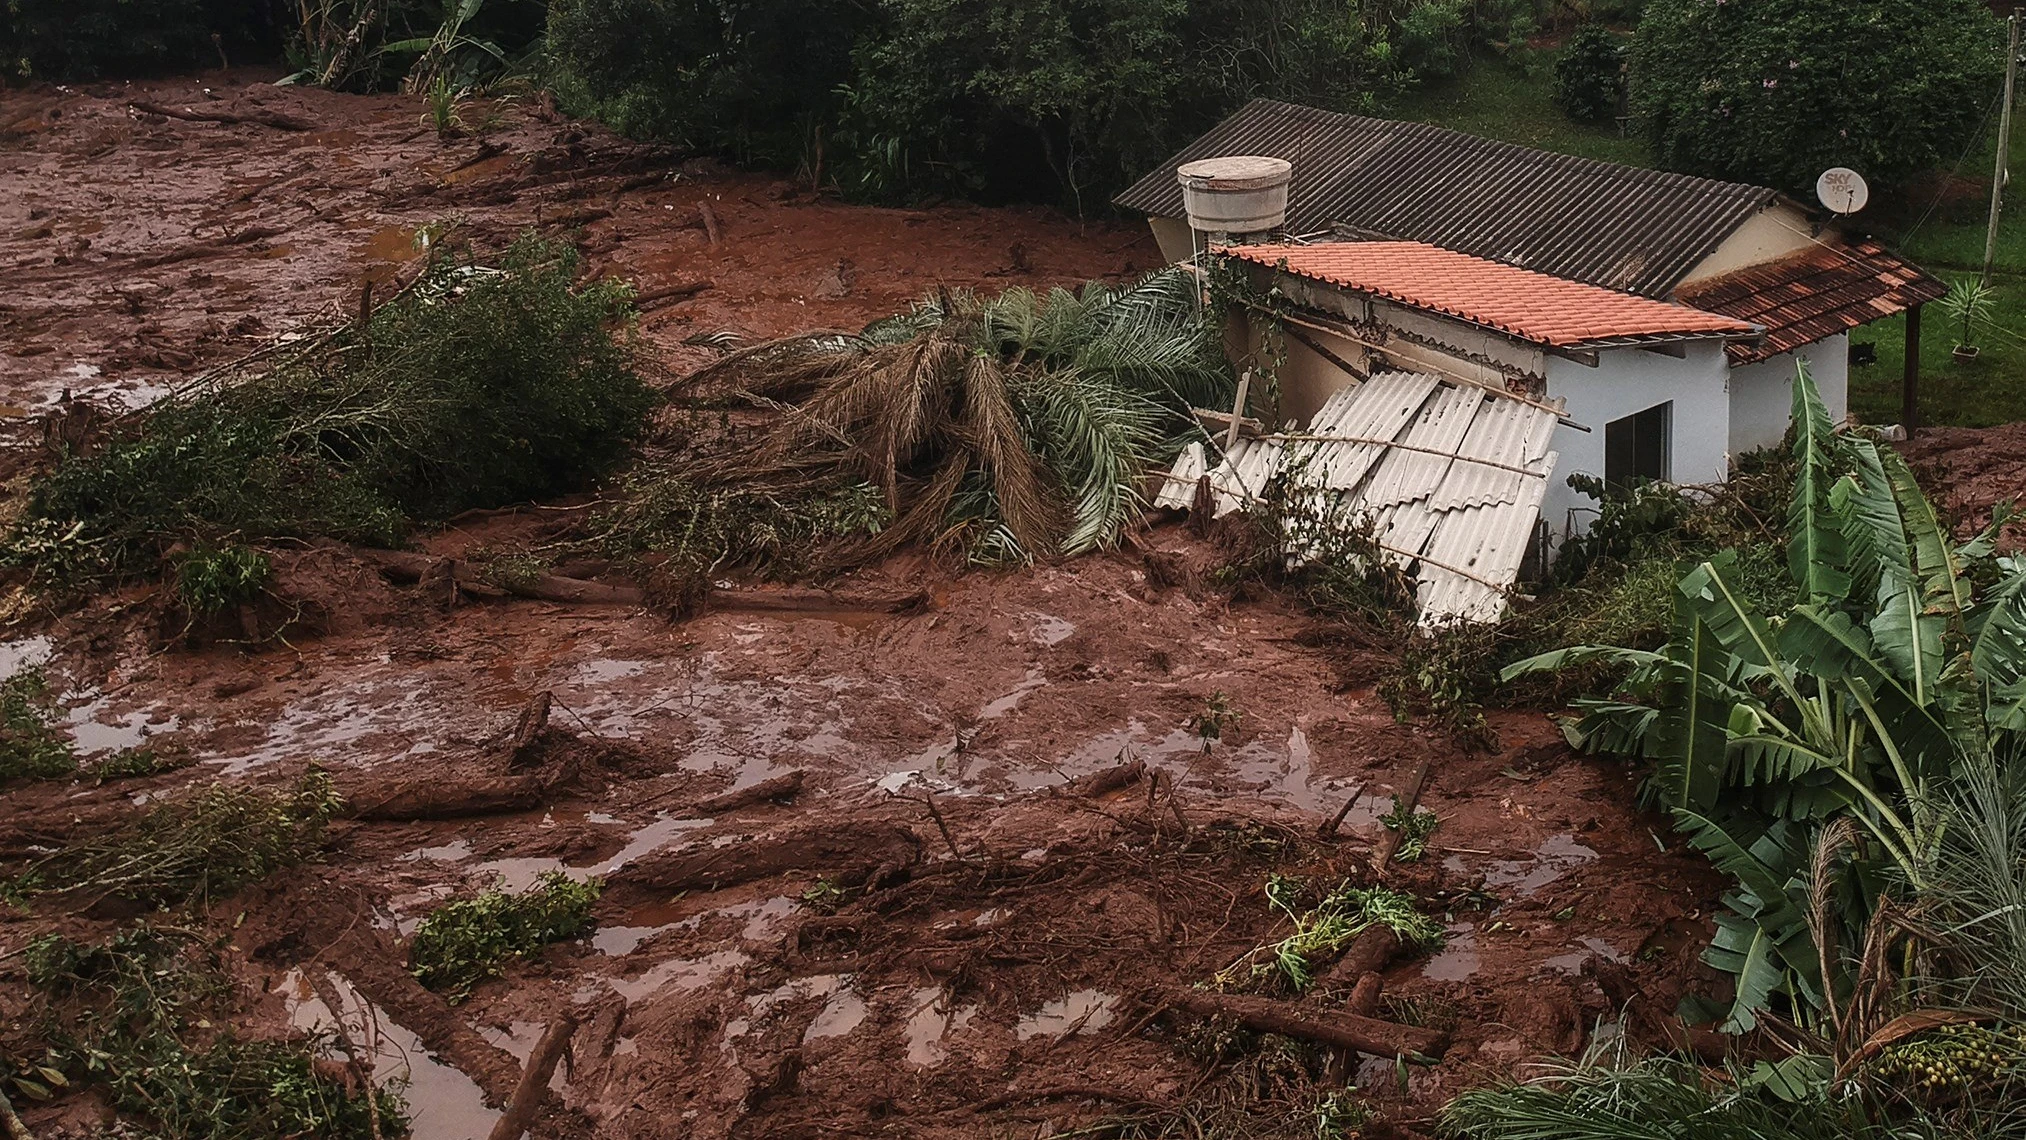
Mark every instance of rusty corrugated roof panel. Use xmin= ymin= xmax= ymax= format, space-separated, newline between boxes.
xmin=1218 ymin=241 xmax=1762 ymax=348
xmin=1674 ymin=241 xmax=1949 ymax=365
xmin=1115 ymin=99 xmax=1778 ymax=297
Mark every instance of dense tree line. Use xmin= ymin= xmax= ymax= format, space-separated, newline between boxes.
xmin=0 ymin=1 xmax=2008 ymax=207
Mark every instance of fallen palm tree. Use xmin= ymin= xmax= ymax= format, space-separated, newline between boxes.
xmin=620 ymin=269 xmax=1230 ymax=570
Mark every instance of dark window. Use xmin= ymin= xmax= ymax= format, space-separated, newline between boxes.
xmin=1604 ymin=402 xmax=1670 ymax=487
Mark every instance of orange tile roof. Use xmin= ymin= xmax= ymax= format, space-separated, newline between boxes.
xmin=1217 ymin=240 xmax=1762 ymax=349
xmin=1674 ymin=240 xmax=1946 ymax=365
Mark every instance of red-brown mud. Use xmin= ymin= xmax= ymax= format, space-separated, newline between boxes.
xmin=0 ymin=71 xmax=1933 ymax=1140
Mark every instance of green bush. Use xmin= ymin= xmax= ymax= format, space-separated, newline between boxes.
xmin=0 ymin=668 xmax=74 ymax=782
xmin=1629 ymin=0 xmax=2002 ymax=195
xmin=16 ymin=233 xmax=652 ymax=582
xmin=175 ymin=543 xmax=272 ymax=615
xmin=409 ymin=871 xmax=600 ymax=1001
xmin=1553 ymin=23 xmax=1622 ymax=122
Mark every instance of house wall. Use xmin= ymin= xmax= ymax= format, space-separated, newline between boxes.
xmin=1726 ymin=333 xmax=1849 ymax=456
xmin=1676 ymin=203 xmax=1819 ymax=288
xmin=1541 ymin=343 xmax=1733 ymax=537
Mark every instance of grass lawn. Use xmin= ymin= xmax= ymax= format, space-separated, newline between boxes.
xmin=1385 ymin=49 xmax=2026 ymax=428
xmin=1379 ymin=50 xmax=1650 ymax=168
xmin=1850 ymin=108 xmax=2026 ymax=428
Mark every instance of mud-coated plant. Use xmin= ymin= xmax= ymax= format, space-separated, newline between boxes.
xmin=0 ymin=668 xmax=76 ymax=783
xmin=15 ymin=233 xmax=652 ymax=582
xmin=409 ymin=870 xmax=601 ymax=1001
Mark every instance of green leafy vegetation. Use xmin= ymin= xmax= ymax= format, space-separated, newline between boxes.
xmin=14 ymin=925 xmax=403 ymax=1140
xmin=1551 ymin=24 xmax=1623 ymax=123
xmin=1507 ymin=364 xmax=2026 ymax=1038
xmin=0 ymin=667 xmax=75 ymax=782
xmin=409 ymin=870 xmax=601 ymax=1001
xmin=1217 ymin=876 xmax=1443 ymax=994
xmin=1190 ymin=692 xmax=1243 ymax=749
xmin=86 ymin=741 xmax=195 ymax=783
xmin=175 ymin=543 xmax=273 ymax=615
xmin=8 ymin=770 xmax=342 ymax=907
xmin=11 ymin=233 xmax=651 ymax=586
xmin=549 ymin=0 xmax=1535 ymax=203
xmin=1628 ymin=0 xmax=2001 ymax=196
xmin=1379 ymin=797 xmax=1439 ymax=863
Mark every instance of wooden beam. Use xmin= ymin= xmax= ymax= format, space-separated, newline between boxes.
xmin=1903 ymin=303 xmax=1922 ymax=435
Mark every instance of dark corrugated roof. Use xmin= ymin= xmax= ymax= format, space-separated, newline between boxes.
xmin=1114 ymin=99 xmax=1780 ymax=298
xmin=1675 ymin=241 xmax=1947 ymax=365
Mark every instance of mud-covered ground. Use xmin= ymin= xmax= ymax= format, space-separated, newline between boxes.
xmin=0 ymin=73 xmax=2008 ymax=1140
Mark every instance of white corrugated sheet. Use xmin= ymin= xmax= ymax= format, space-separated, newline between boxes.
xmin=1153 ymin=371 xmax=1559 ymax=626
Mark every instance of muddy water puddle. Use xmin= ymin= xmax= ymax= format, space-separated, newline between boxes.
xmin=1470 ymin=834 xmax=1599 ymax=899
xmin=277 ymin=968 xmax=497 ymax=1140
xmin=1420 ymin=923 xmax=1480 ymax=982
xmin=1015 ymin=989 xmax=1117 ymax=1039
xmin=406 ymin=812 xmax=712 ymax=893
xmin=904 ymin=987 xmax=980 ymax=1066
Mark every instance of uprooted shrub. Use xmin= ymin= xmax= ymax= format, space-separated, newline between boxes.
xmin=7 ymin=770 xmax=342 ymax=907
xmin=14 ymin=924 xmax=403 ymax=1139
xmin=11 ymin=233 xmax=652 ymax=587
xmin=615 ymin=268 xmax=1230 ymax=572
xmin=409 ymin=870 xmax=601 ymax=1001
xmin=0 ymin=667 xmax=76 ymax=782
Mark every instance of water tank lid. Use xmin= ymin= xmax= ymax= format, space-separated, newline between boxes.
xmin=1176 ymin=155 xmax=1292 ymax=192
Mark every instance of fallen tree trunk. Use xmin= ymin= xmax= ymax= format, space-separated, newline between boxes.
xmin=1324 ymin=926 xmax=1402 ymax=987
xmin=128 ymin=99 xmax=316 ymax=131
xmin=1060 ymin=757 xmax=1146 ymax=799
xmin=486 ymin=1015 xmax=576 ymax=1140
xmin=1161 ymin=988 xmax=1446 ymax=1059
xmin=348 ymin=775 xmax=550 ymax=821
xmin=615 ymin=820 xmax=920 ymax=894
xmin=360 ymin=549 xmax=643 ymax=606
xmin=694 ymin=769 xmax=805 ymax=814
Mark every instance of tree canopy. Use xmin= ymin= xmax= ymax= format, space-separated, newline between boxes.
xmin=1629 ymin=0 xmax=2003 ymax=195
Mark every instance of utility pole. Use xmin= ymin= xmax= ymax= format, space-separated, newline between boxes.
xmin=1983 ymin=10 xmax=2021 ymax=287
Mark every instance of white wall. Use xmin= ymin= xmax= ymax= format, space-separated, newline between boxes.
xmin=1542 ymin=343 xmax=1733 ymax=538
xmin=1726 ymin=333 xmax=1849 ymax=456
xmin=1677 ymin=202 xmax=1819 ymax=288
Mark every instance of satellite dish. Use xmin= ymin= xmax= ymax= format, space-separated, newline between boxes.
xmin=1816 ymin=167 xmax=1870 ymax=215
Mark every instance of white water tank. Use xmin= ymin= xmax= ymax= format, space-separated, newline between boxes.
xmin=1177 ymin=156 xmax=1292 ymax=237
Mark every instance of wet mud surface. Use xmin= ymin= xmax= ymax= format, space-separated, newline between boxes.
xmin=0 ymin=71 xmax=1910 ymax=1138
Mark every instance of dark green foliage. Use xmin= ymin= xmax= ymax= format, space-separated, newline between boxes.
xmin=15 ymin=234 xmax=651 ymax=584
xmin=1629 ymin=0 xmax=2003 ymax=195
xmin=0 ymin=668 xmax=75 ymax=782
xmin=1553 ymin=23 xmax=1622 ymax=122
xmin=546 ymin=0 xmax=865 ymax=171
xmin=175 ymin=543 xmax=272 ymax=615
xmin=409 ymin=870 xmax=600 ymax=1001
xmin=0 ymin=0 xmax=287 ymax=82
xmin=87 ymin=741 xmax=194 ymax=783
xmin=9 ymin=770 xmax=342 ymax=906
xmin=20 ymin=926 xmax=403 ymax=1140
xmin=550 ymin=0 xmax=1533 ymax=204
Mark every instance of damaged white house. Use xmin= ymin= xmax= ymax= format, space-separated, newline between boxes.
xmin=1121 ymin=99 xmax=1946 ymax=625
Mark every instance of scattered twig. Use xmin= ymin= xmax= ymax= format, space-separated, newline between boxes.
xmin=633 ymin=280 xmax=713 ymax=309
xmin=920 ymin=790 xmax=963 ymax=861
xmin=1319 ymin=781 xmax=1369 ymax=839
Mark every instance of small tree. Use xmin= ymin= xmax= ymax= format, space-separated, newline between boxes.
xmin=1553 ymin=23 xmax=1623 ymax=123
xmin=1629 ymin=0 xmax=2002 ymax=195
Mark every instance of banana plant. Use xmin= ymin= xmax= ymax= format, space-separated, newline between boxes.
xmin=1506 ymin=363 xmax=2024 ymax=1033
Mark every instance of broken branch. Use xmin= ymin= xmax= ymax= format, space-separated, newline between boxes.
xmin=128 ymin=99 xmax=315 ymax=131
xmin=693 ymin=769 xmax=805 ymax=814
xmin=486 ymin=1014 xmax=577 ymax=1140
xmin=1162 ymin=988 xmax=1446 ymax=1059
